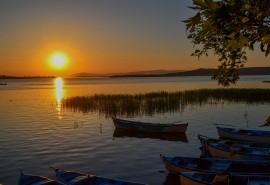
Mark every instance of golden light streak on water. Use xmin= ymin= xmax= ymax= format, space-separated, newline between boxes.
xmin=54 ymin=77 xmax=64 ymax=119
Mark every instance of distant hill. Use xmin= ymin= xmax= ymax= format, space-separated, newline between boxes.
xmin=72 ymin=70 xmax=186 ymax=77
xmin=110 ymin=67 xmax=270 ymax=77
xmin=2 ymin=67 xmax=268 ymax=79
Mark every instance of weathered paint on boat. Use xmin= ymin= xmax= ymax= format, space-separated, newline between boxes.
xmin=112 ymin=117 xmax=188 ymax=133
xmin=217 ymin=126 xmax=270 ymax=143
xmin=50 ymin=167 xmax=147 ymax=185
xmin=199 ymin=135 xmax=270 ymax=160
xmin=180 ymin=172 xmax=270 ymax=185
xmin=160 ymin=154 xmax=270 ymax=175
xmin=18 ymin=171 xmax=64 ymax=185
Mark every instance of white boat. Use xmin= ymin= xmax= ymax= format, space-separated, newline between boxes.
xmin=217 ymin=126 xmax=270 ymax=143
xmin=180 ymin=172 xmax=270 ymax=185
xmin=112 ymin=117 xmax=188 ymax=133
xmin=50 ymin=167 xmax=147 ymax=185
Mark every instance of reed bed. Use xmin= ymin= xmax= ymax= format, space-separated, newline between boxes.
xmin=61 ymin=88 xmax=270 ymax=117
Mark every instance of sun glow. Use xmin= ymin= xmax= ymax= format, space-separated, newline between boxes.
xmin=52 ymin=55 xmax=65 ymax=66
xmin=50 ymin=53 xmax=68 ymax=70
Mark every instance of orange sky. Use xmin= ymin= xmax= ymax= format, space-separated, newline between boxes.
xmin=0 ymin=1 xmax=269 ymax=77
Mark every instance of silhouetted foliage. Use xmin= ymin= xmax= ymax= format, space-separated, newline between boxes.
xmin=184 ymin=0 xmax=270 ymax=86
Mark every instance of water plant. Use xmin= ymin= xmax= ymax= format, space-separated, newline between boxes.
xmin=61 ymin=88 xmax=270 ymax=117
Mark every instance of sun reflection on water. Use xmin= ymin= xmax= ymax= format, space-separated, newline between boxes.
xmin=54 ymin=77 xmax=64 ymax=119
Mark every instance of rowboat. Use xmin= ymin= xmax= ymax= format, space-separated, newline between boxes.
xmin=112 ymin=117 xmax=188 ymax=133
xmin=198 ymin=134 xmax=270 ymax=160
xmin=50 ymin=167 xmax=147 ymax=185
xmin=199 ymin=134 xmax=270 ymax=155
xmin=217 ymin=126 xmax=270 ymax=143
xmin=18 ymin=171 xmax=64 ymax=185
xmin=180 ymin=172 xmax=270 ymax=185
xmin=160 ymin=154 xmax=270 ymax=175
xmin=113 ymin=128 xmax=188 ymax=142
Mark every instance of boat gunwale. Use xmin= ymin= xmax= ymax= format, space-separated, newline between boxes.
xmin=207 ymin=142 xmax=270 ymax=158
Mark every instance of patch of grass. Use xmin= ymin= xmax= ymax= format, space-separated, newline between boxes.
xmin=61 ymin=88 xmax=270 ymax=117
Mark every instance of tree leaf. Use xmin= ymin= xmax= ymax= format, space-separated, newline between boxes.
xmin=227 ymin=32 xmax=236 ymax=39
xmin=241 ymin=17 xmax=249 ymax=23
xmin=262 ymin=34 xmax=270 ymax=44
xmin=238 ymin=34 xmax=249 ymax=49
xmin=266 ymin=44 xmax=270 ymax=57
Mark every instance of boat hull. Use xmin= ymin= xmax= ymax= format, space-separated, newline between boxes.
xmin=207 ymin=143 xmax=270 ymax=160
xmin=180 ymin=175 xmax=209 ymax=185
xmin=18 ymin=172 xmax=64 ymax=185
xmin=180 ymin=173 xmax=213 ymax=185
xmin=112 ymin=117 xmax=188 ymax=133
xmin=160 ymin=155 xmax=270 ymax=175
xmin=199 ymin=135 xmax=270 ymax=160
xmin=180 ymin=172 xmax=270 ymax=185
xmin=51 ymin=167 xmax=147 ymax=185
xmin=217 ymin=126 xmax=270 ymax=143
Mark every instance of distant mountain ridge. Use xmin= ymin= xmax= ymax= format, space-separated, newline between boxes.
xmin=72 ymin=67 xmax=270 ymax=77
xmin=109 ymin=67 xmax=270 ymax=77
xmin=72 ymin=69 xmax=185 ymax=77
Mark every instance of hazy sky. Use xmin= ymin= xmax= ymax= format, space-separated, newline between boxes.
xmin=0 ymin=1 xmax=269 ymax=76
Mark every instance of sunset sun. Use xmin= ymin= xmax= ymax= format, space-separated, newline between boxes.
xmin=52 ymin=55 xmax=65 ymax=67
xmin=49 ymin=53 xmax=68 ymax=71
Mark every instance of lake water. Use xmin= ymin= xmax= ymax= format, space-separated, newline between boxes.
xmin=0 ymin=76 xmax=270 ymax=185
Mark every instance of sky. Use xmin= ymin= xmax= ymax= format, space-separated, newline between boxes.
xmin=0 ymin=0 xmax=269 ymax=77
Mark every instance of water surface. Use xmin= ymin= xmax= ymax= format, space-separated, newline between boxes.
xmin=0 ymin=76 xmax=269 ymax=185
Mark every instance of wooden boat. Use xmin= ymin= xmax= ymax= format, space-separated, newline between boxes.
xmin=160 ymin=154 xmax=270 ymax=175
xmin=112 ymin=117 xmax=188 ymax=133
xmin=198 ymin=134 xmax=270 ymax=157
xmin=18 ymin=171 xmax=64 ymax=185
xmin=113 ymin=128 xmax=188 ymax=142
xmin=217 ymin=126 xmax=270 ymax=143
xmin=198 ymin=134 xmax=270 ymax=160
xmin=180 ymin=172 xmax=270 ymax=185
xmin=50 ymin=167 xmax=147 ymax=185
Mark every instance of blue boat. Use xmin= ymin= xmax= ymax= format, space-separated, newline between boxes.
xmin=18 ymin=171 xmax=64 ymax=185
xmin=50 ymin=167 xmax=147 ymax=185
xmin=217 ymin=126 xmax=270 ymax=143
xmin=198 ymin=135 xmax=270 ymax=157
xmin=160 ymin=154 xmax=270 ymax=175
xmin=180 ymin=172 xmax=270 ymax=185
xmin=198 ymin=134 xmax=270 ymax=160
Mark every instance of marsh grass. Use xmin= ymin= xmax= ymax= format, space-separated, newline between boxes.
xmin=61 ymin=88 xmax=270 ymax=117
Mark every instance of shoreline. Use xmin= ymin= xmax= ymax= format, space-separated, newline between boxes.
xmin=0 ymin=75 xmax=55 ymax=79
